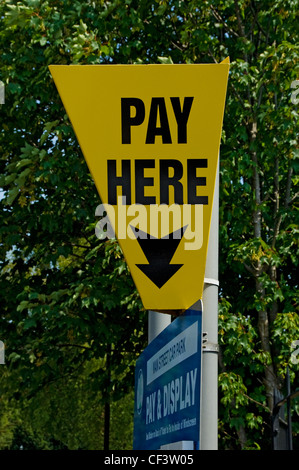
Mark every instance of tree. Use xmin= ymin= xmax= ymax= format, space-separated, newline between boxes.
xmin=0 ymin=0 xmax=298 ymax=450
xmin=0 ymin=0 xmax=146 ymax=450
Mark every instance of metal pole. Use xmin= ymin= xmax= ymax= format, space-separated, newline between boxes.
xmin=148 ymin=310 xmax=171 ymax=345
xmin=200 ymin=160 xmax=219 ymax=450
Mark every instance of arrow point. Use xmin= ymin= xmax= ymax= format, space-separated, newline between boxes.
xmin=136 ymin=263 xmax=183 ymax=289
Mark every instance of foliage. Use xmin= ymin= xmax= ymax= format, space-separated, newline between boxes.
xmin=0 ymin=0 xmax=298 ymax=450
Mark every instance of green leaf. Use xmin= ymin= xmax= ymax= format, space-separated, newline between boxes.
xmin=23 ymin=318 xmax=37 ymax=330
xmin=40 ymin=36 xmax=47 ymax=46
xmin=157 ymin=56 xmax=173 ymax=64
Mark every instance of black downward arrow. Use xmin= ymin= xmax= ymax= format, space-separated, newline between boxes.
xmin=131 ymin=226 xmax=187 ymax=289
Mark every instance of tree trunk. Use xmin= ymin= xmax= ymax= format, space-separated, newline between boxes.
xmin=250 ymin=121 xmax=279 ymax=411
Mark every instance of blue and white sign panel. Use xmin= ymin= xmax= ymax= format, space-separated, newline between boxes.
xmin=133 ymin=312 xmax=202 ymax=450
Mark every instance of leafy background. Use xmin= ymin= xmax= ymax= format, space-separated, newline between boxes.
xmin=0 ymin=0 xmax=298 ymax=450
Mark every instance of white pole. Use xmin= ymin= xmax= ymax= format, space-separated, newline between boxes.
xmin=200 ymin=160 xmax=219 ymax=450
xmin=148 ymin=310 xmax=171 ymax=344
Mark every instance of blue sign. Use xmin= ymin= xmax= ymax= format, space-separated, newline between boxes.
xmin=133 ymin=311 xmax=202 ymax=450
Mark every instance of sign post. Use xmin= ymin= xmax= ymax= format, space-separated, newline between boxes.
xmin=148 ymin=311 xmax=171 ymax=345
xmin=201 ymin=161 xmax=219 ymax=450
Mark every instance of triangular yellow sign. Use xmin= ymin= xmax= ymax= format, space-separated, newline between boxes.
xmin=49 ymin=62 xmax=229 ymax=312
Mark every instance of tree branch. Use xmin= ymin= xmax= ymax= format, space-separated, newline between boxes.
xmin=284 ymin=166 xmax=293 ymax=208
xmin=272 ymin=155 xmax=280 ymax=249
xmin=210 ymin=5 xmax=239 ymax=38
xmin=234 ymin=0 xmax=246 ymax=37
xmin=250 ymin=1 xmax=267 ymax=39
xmin=56 ymin=343 xmax=92 ymax=350
xmin=241 ymin=392 xmax=271 ymax=413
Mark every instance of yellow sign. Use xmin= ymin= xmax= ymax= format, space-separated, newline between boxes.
xmin=49 ymin=61 xmax=229 ymax=311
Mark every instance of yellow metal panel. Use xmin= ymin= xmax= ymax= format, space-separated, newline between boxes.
xmin=49 ymin=63 xmax=229 ymax=311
